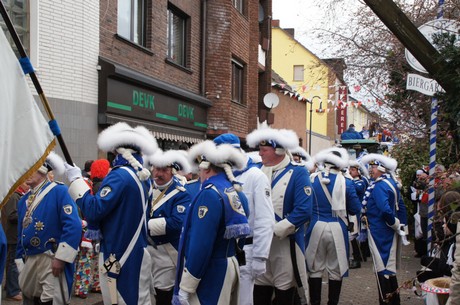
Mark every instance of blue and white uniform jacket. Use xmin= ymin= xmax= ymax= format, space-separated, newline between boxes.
xmin=72 ymin=165 xmax=152 ymax=305
xmin=149 ymin=177 xmax=191 ymax=250
xmin=365 ymin=176 xmax=406 ymax=275
xmin=17 ymin=181 xmax=81 ymax=295
xmin=353 ymin=177 xmax=367 ymax=201
xmin=175 ymin=173 xmax=249 ymax=305
xmin=305 ymin=172 xmax=361 ymax=276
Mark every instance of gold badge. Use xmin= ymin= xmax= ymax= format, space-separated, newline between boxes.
xmin=35 ymin=221 xmax=45 ymax=231
xmin=304 ymin=186 xmax=312 ymax=196
xmin=198 ymin=206 xmax=208 ymax=219
xmin=30 ymin=237 xmax=41 ymax=247
xmin=63 ymin=204 xmax=73 ymax=215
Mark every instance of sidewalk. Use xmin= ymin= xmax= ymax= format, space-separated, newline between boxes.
xmin=2 ymin=244 xmax=427 ymax=304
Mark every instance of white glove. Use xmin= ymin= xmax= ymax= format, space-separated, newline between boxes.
xmin=15 ymin=258 xmax=24 ymax=274
xmin=177 ymin=289 xmax=190 ymax=305
xmin=389 ymin=218 xmax=400 ymax=232
xmin=64 ymin=163 xmax=83 ymax=183
xmin=251 ymin=258 xmax=266 ymax=278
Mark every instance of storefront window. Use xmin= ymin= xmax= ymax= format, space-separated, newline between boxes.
xmin=0 ymin=0 xmax=30 ymax=54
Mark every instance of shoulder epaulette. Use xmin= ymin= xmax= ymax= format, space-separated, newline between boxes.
xmin=176 ymin=185 xmax=186 ymax=192
xmin=54 ymin=180 xmax=65 ymax=185
xmin=204 ymin=184 xmax=213 ymax=189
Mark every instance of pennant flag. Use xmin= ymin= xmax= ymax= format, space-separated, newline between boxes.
xmin=280 ymin=83 xmax=286 ymax=89
xmin=0 ymin=29 xmax=55 ymax=207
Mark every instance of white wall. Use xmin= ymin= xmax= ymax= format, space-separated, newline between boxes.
xmin=32 ymin=0 xmax=99 ymax=105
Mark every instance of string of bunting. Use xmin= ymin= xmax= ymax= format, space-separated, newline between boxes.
xmin=271 ymin=82 xmax=385 ymax=111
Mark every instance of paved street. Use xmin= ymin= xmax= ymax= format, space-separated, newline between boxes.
xmin=2 ymin=244 xmax=427 ymax=305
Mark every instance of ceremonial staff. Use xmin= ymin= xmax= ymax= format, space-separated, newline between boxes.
xmin=0 ymin=2 xmax=73 ymax=165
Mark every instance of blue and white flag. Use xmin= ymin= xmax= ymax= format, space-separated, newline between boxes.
xmin=0 ymin=29 xmax=55 ymax=207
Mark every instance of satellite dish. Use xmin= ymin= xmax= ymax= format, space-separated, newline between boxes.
xmin=263 ymin=93 xmax=279 ymax=109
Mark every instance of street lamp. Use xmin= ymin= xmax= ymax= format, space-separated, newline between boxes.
xmin=307 ymin=96 xmax=322 ymax=155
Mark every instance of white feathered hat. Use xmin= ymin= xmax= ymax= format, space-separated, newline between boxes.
xmin=290 ymin=146 xmax=315 ymax=171
xmin=97 ymin=122 xmax=158 ymax=155
xmin=349 ymin=160 xmax=370 ymax=178
xmin=246 ymin=122 xmax=299 ymax=150
xmin=360 ymin=153 xmax=398 ymax=173
xmin=314 ymin=147 xmax=350 ymax=170
xmin=148 ymin=149 xmax=192 ymax=174
xmin=188 ymin=140 xmax=246 ymax=170
xmin=38 ymin=151 xmax=65 ymax=176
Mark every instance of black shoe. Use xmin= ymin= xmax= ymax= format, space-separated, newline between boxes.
xmin=349 ymin=260 xmax=361 ymax=269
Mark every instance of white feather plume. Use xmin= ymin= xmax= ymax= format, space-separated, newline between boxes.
xmin=148 ymin=149 xmax=192 ymax=174
xmin=97 ymin=122 xmax=158 ymax=155
xmin=188 ymin=140 xmax=246 ymax=170
xmin=313 ymin=147 xmax=349 ymax=170
xmin=360 ymin=153 xmax=398 ymax=172
xmin=246 ymin=125 xmax=299 ymax=150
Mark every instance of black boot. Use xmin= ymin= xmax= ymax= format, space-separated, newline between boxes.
xmin=327 ymin=280 xmax=342 ymax=305
xmin=309 ymin=277 xmax=322 ymax=305
xmin=349 ymin=259 xmax=361 ymax=269
xmin=154 ymin=288 xmax=173 ymax=305
xmin=377 ymin=274 xmax=392 ymax=305
xmin=388 ymin=275 xmax=401 ymax=305
xmin=273 ymin=287 xmax=295 ymax=305
xmin=254 ymin=285 xmax=274 ymax=305
xmin=351 ymin=238 xmax=363 ymax=262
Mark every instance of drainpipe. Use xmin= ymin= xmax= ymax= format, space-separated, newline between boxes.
xmin=200 ymin=0 xmax=207 ymax=96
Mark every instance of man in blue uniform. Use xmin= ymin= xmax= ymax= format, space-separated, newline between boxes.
xmin=64 ymin=122 xmax=158 ymax=305
xmin=16 ymin=152 xmax=82 ymax=305
xmin=360 ymin=154 xmax=408 ymax=305
xmin=306 ymin=147 xmax=361 ymax=305
xmin=173 ymin=140 xmax=251 ymax=305
xmin=213 ymin=133 xmax=275 ymax=305
xmin=146 ymin=149 xmax=192 ymax=305
xmin=246 ymin=125 xmax=312 ymax=305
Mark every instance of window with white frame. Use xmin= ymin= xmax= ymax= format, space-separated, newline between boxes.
xmin=232 ymin=59 xmax=244 ymax=104
xmin=117 ymin=0 xmax=146 ymax=46
xmin=0 ymin=0 xmax=30 ymax=54
xmin=167 ymin=6 xmax=187 ymax=67
xmin=293 ymin=65 xmax=304 ymax=81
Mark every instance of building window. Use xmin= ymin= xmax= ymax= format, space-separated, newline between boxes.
xmin=0 ymin=0 xmax=30 ymax=54
xmin=117 ymin=0 xmax=146 ymax=46
xmin=232 ymin=59 xmax=244 ymax=104
xmin=167 ymin=6 xmax=187 ymax=67
xmin=293 ymin=65 xmax=304 ymax=81
xmin=232 ymin=0 xmax=244 ymax=14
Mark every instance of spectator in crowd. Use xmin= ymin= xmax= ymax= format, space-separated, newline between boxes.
xmin=1 ymin=182 xmax=29 ymax=301
xmin=417 ymin=191 xmax=460 ymax=283
xmin=360 ymin=126 xmax=370 ymax=139
xmin=341 ymin=124 xmax=363 ymax=140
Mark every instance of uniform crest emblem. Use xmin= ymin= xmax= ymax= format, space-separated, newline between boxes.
xmin=63 ymin=204 xmax=73 ymax=215
xmin=304 ymin=186 xmax=312 ymax=196
xmin=100 ymin=186 xmax=112 ymax=198
xmin=30 ymin=237 xmax=40 ymax=247
xmin=225 ymin=188 xmax=246 ymax=216
xmin=177 ymin=205 xmax=186 ymax=213
xmin=198 ymin=206 xmax=208 ymax=218
xmin=265 ymin=188 xmax=270 ymax=197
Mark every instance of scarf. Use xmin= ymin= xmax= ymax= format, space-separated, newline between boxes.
xmin=173 ymin=173 xmax=250 ymax=301
xmin=261 ymin=155 xmax=291 ymax=181
xmin=324 ymin=169 xmax=347 ymax=218
xmin=362 ymin=173 xmax=390 ymax=207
